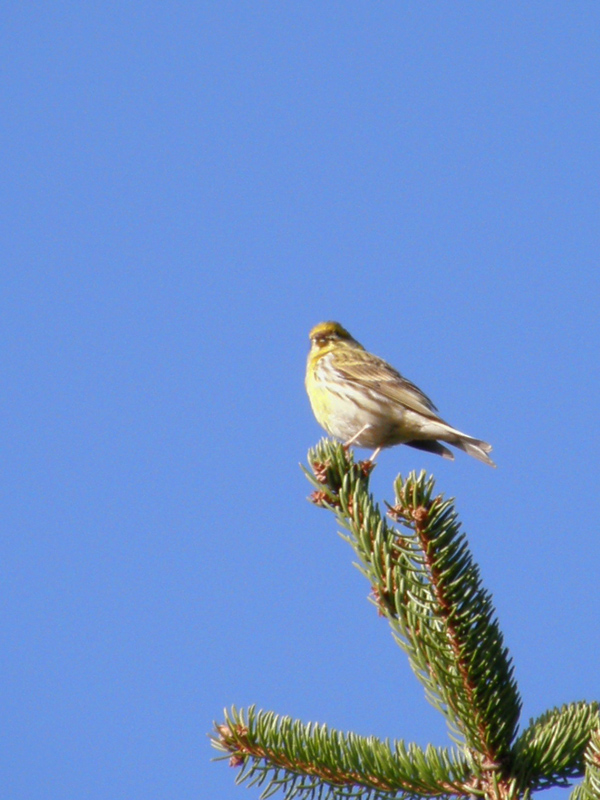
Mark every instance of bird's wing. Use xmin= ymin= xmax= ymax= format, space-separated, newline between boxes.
xmin=334 ymin=351 xmax=440 ymax=417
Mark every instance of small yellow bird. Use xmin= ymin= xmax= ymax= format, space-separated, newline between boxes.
xmin=305 ymin=321 xmax=495 ymax=466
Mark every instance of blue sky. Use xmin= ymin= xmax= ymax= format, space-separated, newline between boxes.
xmin=2 ymin=4 xmax=599 ymax=799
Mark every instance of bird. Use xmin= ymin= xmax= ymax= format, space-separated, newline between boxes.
xmin=305 ymin=321 xmax=495 ymax=466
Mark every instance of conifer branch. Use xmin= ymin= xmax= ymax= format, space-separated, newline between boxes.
xmin=211 ymin=705 xmax=474 ymax=800
xmin=212 ymin=439 xmax=599 ymax=800
xmin=511 ymin=702 xmax=599 ymax=792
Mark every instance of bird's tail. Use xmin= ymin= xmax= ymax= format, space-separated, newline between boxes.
xmin=450 ymin=433 xmax=495 ymax=467
xmin=405 ymin=414 xmax=496 ymax=466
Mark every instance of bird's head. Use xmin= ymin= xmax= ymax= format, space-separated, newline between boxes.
xmin=308 ymin=321 xmax=357 ymax=350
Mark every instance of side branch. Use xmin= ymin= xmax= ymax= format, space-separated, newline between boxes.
xmin=410 ymin=501 xmax=499 ymax=766
xmin=211 ymin=706 xmax=475 ymax=800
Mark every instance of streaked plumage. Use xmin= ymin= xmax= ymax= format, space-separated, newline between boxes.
xmin=305 ymin=321 xmax=495 ymax=466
